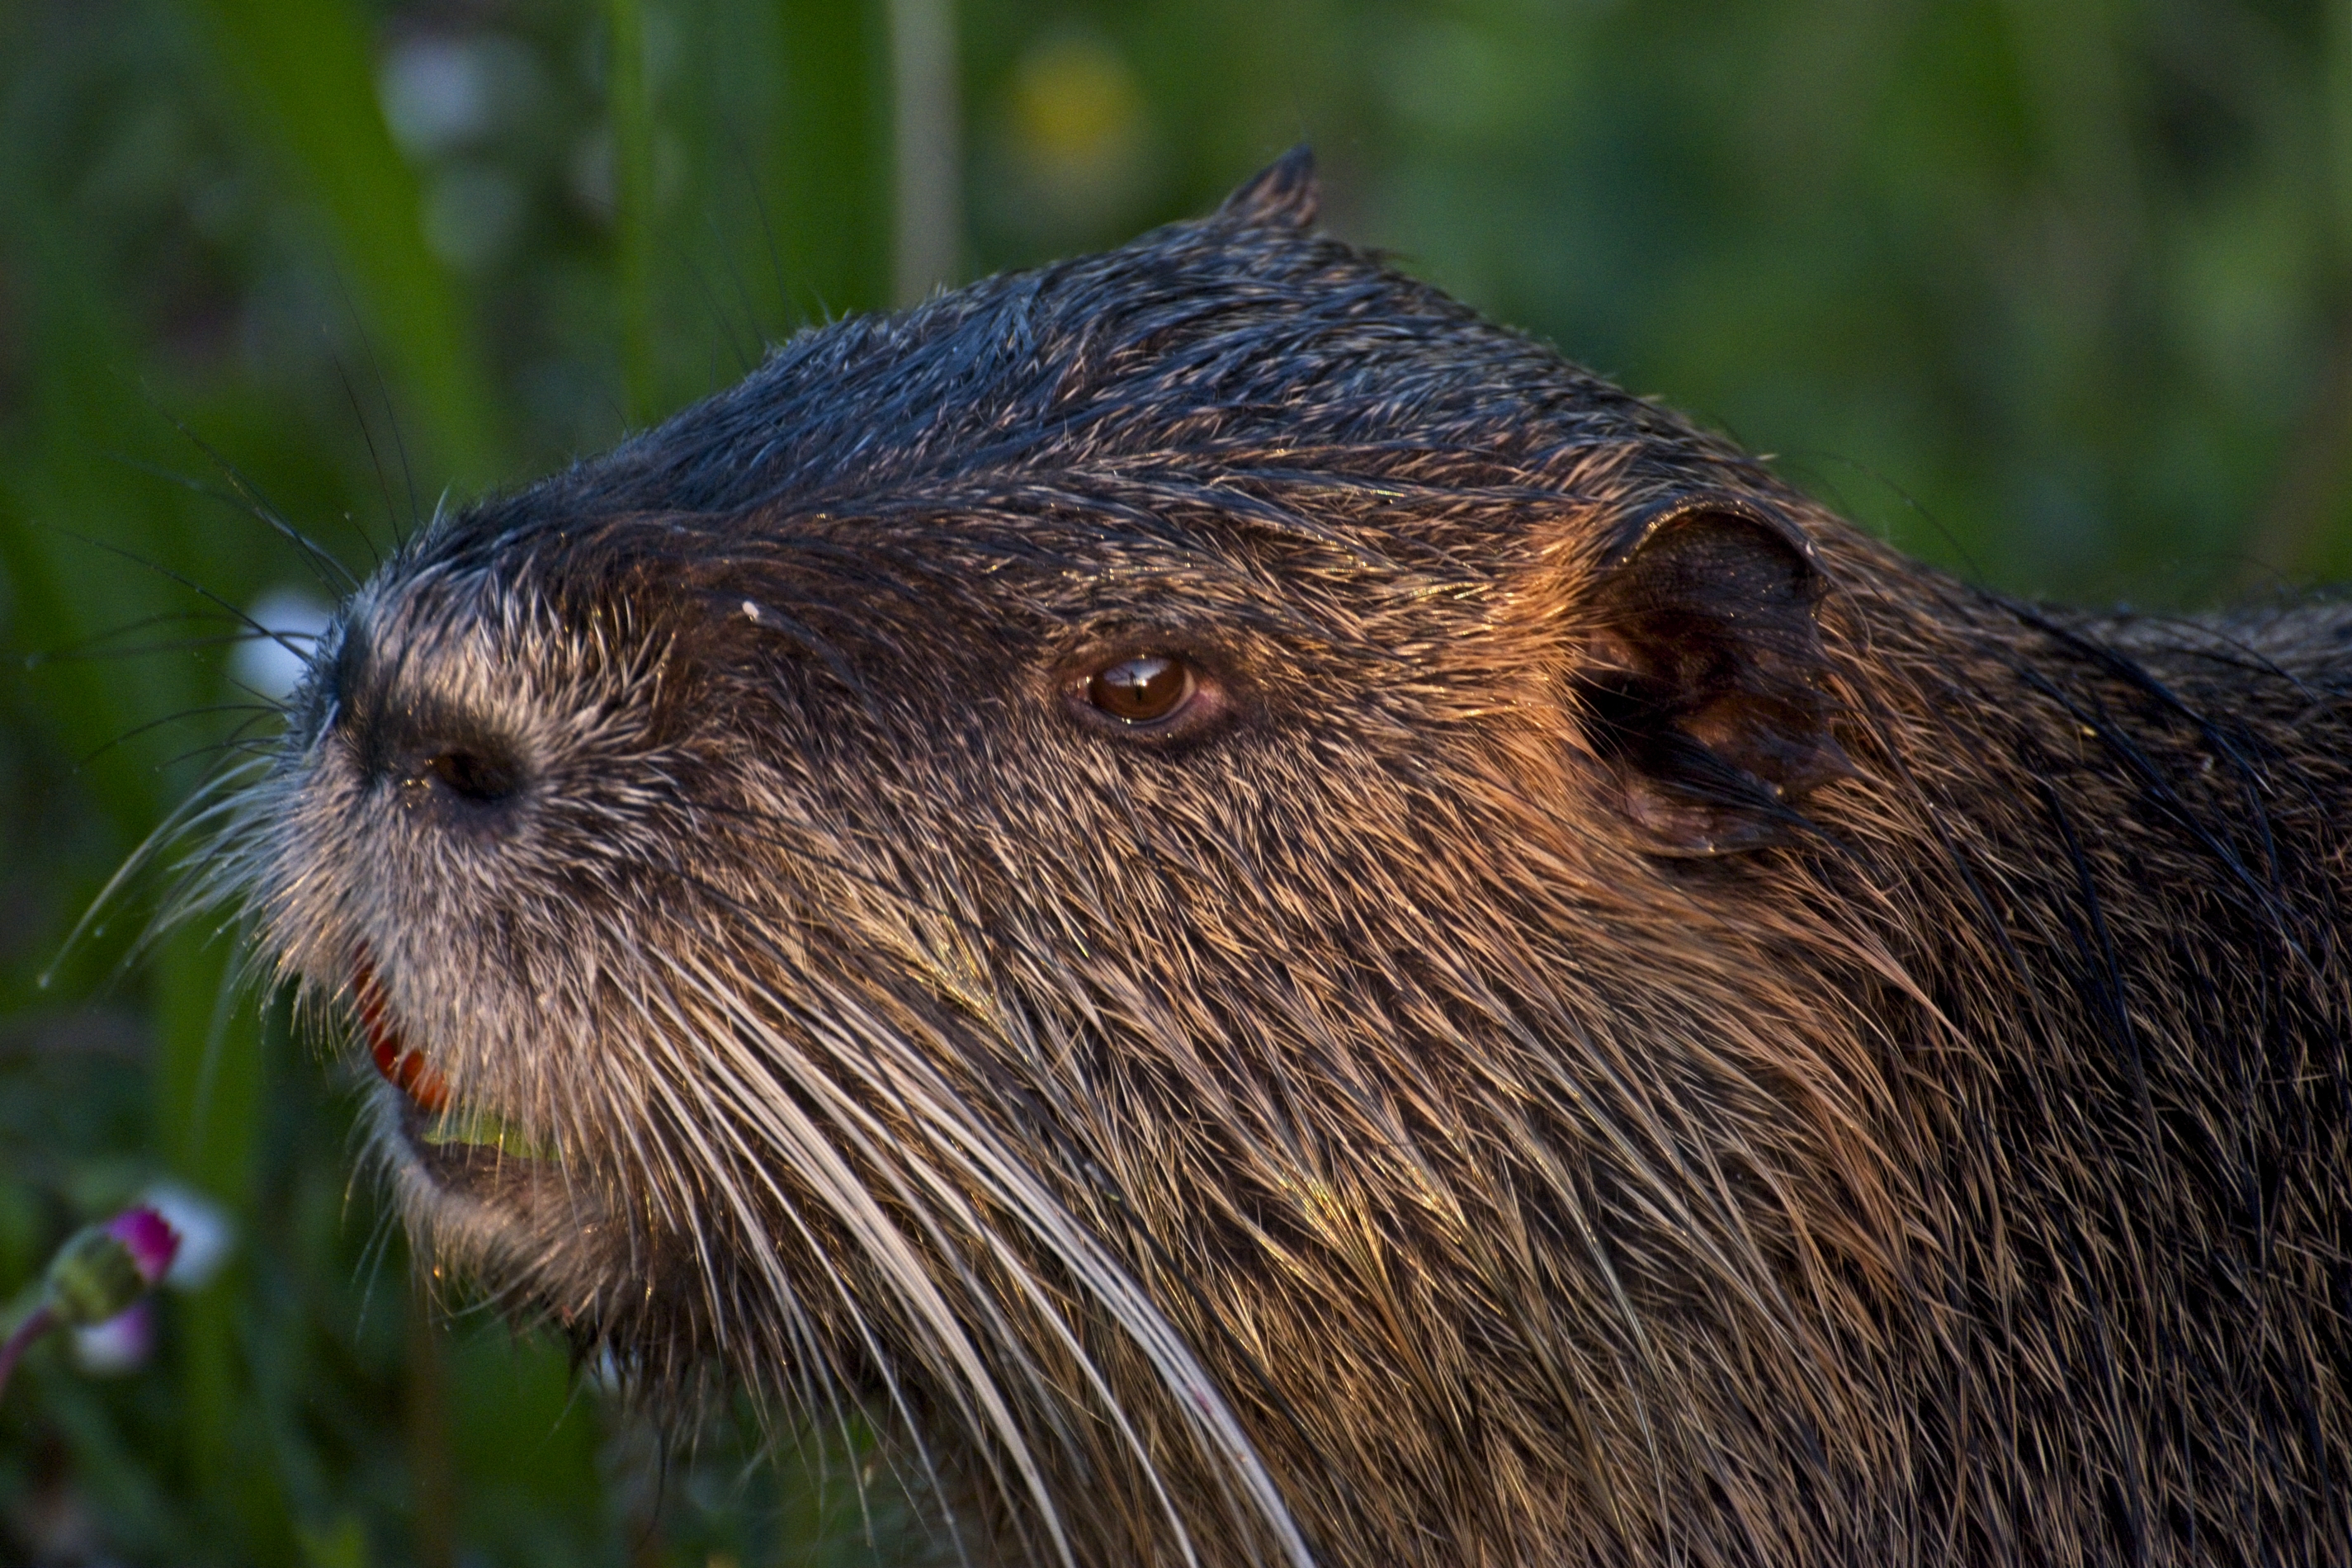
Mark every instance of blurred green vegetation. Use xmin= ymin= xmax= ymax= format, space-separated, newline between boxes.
xmin=2 ymin=0 xmax=2348 ymax=1561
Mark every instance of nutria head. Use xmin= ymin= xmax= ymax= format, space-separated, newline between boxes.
xmin=210 ymin=150 xmax=2352 ymax=1566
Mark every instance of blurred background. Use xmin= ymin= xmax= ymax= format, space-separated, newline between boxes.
xmin=2 ymin=0 xmax=2350 ymax=1561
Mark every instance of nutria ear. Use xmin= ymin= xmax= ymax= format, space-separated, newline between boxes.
xmin=1576 ymin=498 xmax=1851 ymax=854
xmin=1220 ymin=145 xmax=1320 ymax=229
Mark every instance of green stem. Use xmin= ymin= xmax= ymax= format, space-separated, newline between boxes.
xmin=0 ymin=1306 xmax=53 ymax=1402
xmin=607 ymin=0 xmax=657 ymax=426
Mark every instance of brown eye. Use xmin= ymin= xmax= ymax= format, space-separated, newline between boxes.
xmin=1087 ymin=655 xmax=1196 ymax=724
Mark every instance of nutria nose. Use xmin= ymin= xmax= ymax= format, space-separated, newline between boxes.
xmin=323 ymin=626 xmax=527 ymax=814
xmin=322 ymin=672 xmax=519 ymax=827
xmin=413 ymin=744 xmax=522 ymax=805
xmin=375 ymin=728 xmax=531 ymax=831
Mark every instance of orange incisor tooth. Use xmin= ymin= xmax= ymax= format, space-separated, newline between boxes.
xmin=357 ymin=958 xmax=452 ymax=1113
xmin=396 ymin=1049 xmax=451 ymax=1113
xmin=368 ymin=1032 xmax=451 ymax=1113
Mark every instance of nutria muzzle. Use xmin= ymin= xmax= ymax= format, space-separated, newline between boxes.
xmin=207 ymin=148 xmax=2352 ymax=1567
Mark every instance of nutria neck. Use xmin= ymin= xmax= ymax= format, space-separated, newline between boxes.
xmin=1773 ymin=546 xmax=2352 ymax=1562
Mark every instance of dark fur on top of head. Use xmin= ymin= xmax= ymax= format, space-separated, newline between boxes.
xmin=208 ymin=149 xmax=2352 ymax=1566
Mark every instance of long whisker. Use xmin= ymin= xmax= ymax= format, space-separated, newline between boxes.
xmin=328 ymin=271 xmax=421 ymax=542
xmin=626 ymin=980 xmax=982 ymax=1567
xmin=325 ymin=339 xmax=395 ymax=569
xmin=40 ymin=527 xmax=320 ymax=668
xmin=78 ymin=703 xmax=281 ymax=768
xmin=103 ymin=443 xmax=359 ymax=593
xmin=40 ymin=755 xmax=268 ymax=989
xmin=799 ymin=971 xmax=1310 ymax=1568
xmin=645 ymin=966 xmax=1057 ymax=1564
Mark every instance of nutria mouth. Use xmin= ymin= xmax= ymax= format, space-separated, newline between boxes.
xmin=354 ymin=956 xmax=559 ymax=1180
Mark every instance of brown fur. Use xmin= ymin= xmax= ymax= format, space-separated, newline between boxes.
xmin=214 ymin=153 xmax=2352 ymax=1566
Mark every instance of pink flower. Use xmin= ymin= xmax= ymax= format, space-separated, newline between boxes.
xmin=46 ymin=1207 xmax=181 ymax=1326
xmin=102 ymin=1208 xmax=181 ymax=1291
xmin=71 ymin=1301 xmax=157 ymax=1376
xmin=0 ymin=1205 xmax=185 ymax=1402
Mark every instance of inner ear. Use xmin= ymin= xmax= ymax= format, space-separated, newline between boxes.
xmin=1575 ymin=499 xmax=1850 ymax=855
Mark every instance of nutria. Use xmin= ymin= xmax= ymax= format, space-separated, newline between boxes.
xmin=208 ymin=149 xmax=2352 ymax=1566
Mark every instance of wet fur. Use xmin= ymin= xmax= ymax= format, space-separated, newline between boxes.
xmin=209 ymin=153 xmax=2352 ymax=1566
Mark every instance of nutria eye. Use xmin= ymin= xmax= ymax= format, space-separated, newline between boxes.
xmin=1087 ymin=656 xmax=1197 ymax=725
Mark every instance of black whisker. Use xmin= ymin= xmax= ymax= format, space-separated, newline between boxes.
xmin=43 ymin=526 xmax=320 ymax=669
xmin=326 ymin=339 xmax=396 ymax=571
xmin=331 ymin=270 xmax=422 ymax=542
xmin=103 ymin=443 xmax=358 ymax=593
xmin=78 ymin=703 xmax=282 ymax=768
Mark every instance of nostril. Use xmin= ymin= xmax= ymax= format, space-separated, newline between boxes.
xmin=385 ymin=729 xmax=530 ymax=831
xmin=423 ymin=747 xmax=520 ymax=805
